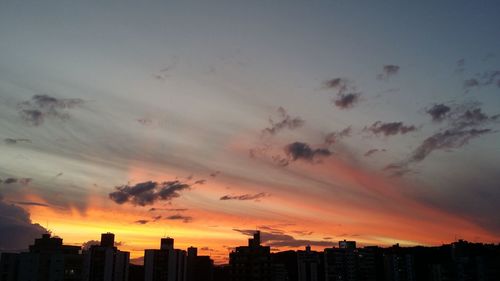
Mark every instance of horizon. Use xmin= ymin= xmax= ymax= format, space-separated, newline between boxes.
xmin=1 ymin=0 xmax=500 ymax=266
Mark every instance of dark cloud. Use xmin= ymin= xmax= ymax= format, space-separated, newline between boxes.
xmin=463 ymin=79 xmax=480 ymax=92
xmin=210 ymin=171 xmax=221 ymax=178
xmin=364 ymin=121 xmax=417 ymax=136
xmin=81 ymin=240 xmax=100 ymax=251
xmin=364 ymin=149 xmax=386 ymax=157
xmin=284 ymin=142 xmax=332 ymax=163
xmin=377 ymin=64 xmax=400 ymax=80
xmin=387 ymin=103 xmax=498 ymax=175
xmin=137 ymin=118 xmax=153 ymax=126
xmin=0 ymin=197 xmax=48 ymax=251
xmin=4 ymin=138 xmax=31 ymax=145
xmin=426 ymin=104 xmax=451 ymax=122
xmin=233 ymin=229 xmax=333 ymax=248
xmin=3 ymin=178 xmax=17 ymax=184
xmin=220 ymin=192 xmax=269 ymax=201
xmin=134 ymin=220 xmax=149 ymax=225
xmin=148 ymin=207 xmax=188 ymax=212
xmin=463 ymin=70 xmax=500 ymax=92
xmin=17 ymin=94 xmax=84 ymax=126
xmin=324 ymin=126 xmax=352 ymax=145
xmin=262 ymin=107 xmax=304 ymax=136
xmin=323 ymin=78 xmax=348 ymax=92
xmin=109 ymin=180 xmax=190 ymax=206
xmin=12 ymin=201 xmax=51 ymax=208
xmin=81 ymin=240 xmax=122 ymax=250
xmin=1 ymin=178 xmax=32 ymax=185
xmin=411 ymin=128 xmax=492 ymax=163
xmin=323 ymin=78 xmax=362 ymax=109
xmin=334 ymin=93 xmax=360 ymax=109
xmin=165 ymin=214 xmax=192 ymax=223
xmin=194 ymin=179 xmax=206 ymax=185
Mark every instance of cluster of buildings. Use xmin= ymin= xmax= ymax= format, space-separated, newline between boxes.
xmin=1 ymin=231 xmax=500 ymax=281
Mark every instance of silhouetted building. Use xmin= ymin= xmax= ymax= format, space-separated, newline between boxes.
xmin=271 ymin=250 xmax=298 ymax=281
xmin=0 ymin=252 xmax=19 ymax=281
xmin=324 ymin=241 xmax=359 ymax=281
xmin=229 ymin=231 xmax=272 ymax=281
xmin=383 ymin=244 xmax=415 ymax=281
xmin=1 ymin=233 xmax=83 ymax=281
xmin=213 ymin=265 xmax=231 ymax=281
xmin=186 ymin=247 xmax=213 ymax=281
xmin=297 ymin=246 xmax=324 ymax=281
xmin=144 ymin=237 xmax=187 ymax=281
xmin=83 ymin=233 xmax=129 ymax=281
xmin=129 ymin=264 xmax=145 ymax=281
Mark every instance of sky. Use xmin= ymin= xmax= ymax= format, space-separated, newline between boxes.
xmin=1 ymin=0 xmax=500 ymax=264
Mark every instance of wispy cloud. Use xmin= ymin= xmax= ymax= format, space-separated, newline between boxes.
xmin=4 ymin=138 xmax=32 ymax=145
xmin=165 ymin=214 xmax=192 ymax=223
xmin=220 ymin=192 xmax=269 ymax=201
xmin=262 ymin=107 xmax=304 ymax=136
xmin=364 ymin=121 xmax=417 ymax=136
xmin=377 ymin=64 xmax=400 ymax=80
xmin=17 ymin=95 xmax=84 ymax=126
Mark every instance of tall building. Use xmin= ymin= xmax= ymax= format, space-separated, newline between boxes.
xmin=297 ymin=246 xmax=324 ymax=281
xmin=186 ymin=247 xmax=214 ymax=281
xmin=83 ymin=233 xmax=129 ymax=281
xmin=229 ymin=231 xmax=272 ymax=281
xmin=7 ymin=233 xmax=83 ymax=281
xmin=144 ymin=237 xmax=187 ymax=281
xmin=0 ymin=253 xmax=20 ymax=281
xmin=324 ymin=241 xmax=358 ymax=281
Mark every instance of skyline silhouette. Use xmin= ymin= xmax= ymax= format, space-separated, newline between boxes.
xmin=1 ymin=1 xmax=500 ymax=278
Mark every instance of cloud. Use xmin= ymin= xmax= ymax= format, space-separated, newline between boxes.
xmin=210 ymin=171 xmax=221 ymax=178
xmin=134 ymin=220 xmax=149 ymax=225
xmin=364 ymin=121 xmax=417 ymax=136
xmin=323 ymin=78 xmax=362 ymax=109
xmin=81 ymin=240 xmax=100 ymax=250
xmin=426 ymin=104 xmax=451 ymax=122
xmin=81 ymin=240 xmax=123 ymax=250
xmin=148 ymin=207 xmax=188 ymax=212
xmin=411 ymin=128 xmax=492 ymax=163
xmin=165 ymin=214 xmax=192 ymax=223
xmin=364 ymin=149 xmax=386 ymax=157
xmin=463 ymin=70 xmax=500 ymax=92
xmin=387 ymin=103 xmax=498 ymax=175
xmin=323 ymin=78 xmax=348 ymax=90
xmin=233 ymin=229 xmax=333 ymax=248
xmin=1 ymin=177 xmax=32 ymax=185
xmin=194 ymin=179 xmax=207 ymax=185
xmin=262 ymin=107 xmax=304 ymax=136
xmin=334 ymin=93 xmax=360 ymax=109
xmin=324 ymin=126 xmax=352 ymax=145
xmin=4 ymin=138 xmax=31 ymax=145
xmin=137 ymin=118 xmax=153 ymax=126
xmin=0 ymin=197 xmax=48 ymax=251
xmin=377 ymin=64 xmax=400 ymax=80
xmin=283 ymin=142 xmax=332 ymax=163
xmin=109 ymin=180 xmax=190 ymax=206
xmin=220 ymin=192 xmax=269 ymax=201
xmin=17 ymin=94 xmax=84 ymax=126
xmin=11 ymin=201 xmax=51 ymax=208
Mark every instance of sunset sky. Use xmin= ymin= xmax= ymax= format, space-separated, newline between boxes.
xmin=1 ymin=1 xmax=500 ymax=264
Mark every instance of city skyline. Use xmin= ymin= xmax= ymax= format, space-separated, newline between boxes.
xmin=1 ymin=0 xmax=500 ymax=265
